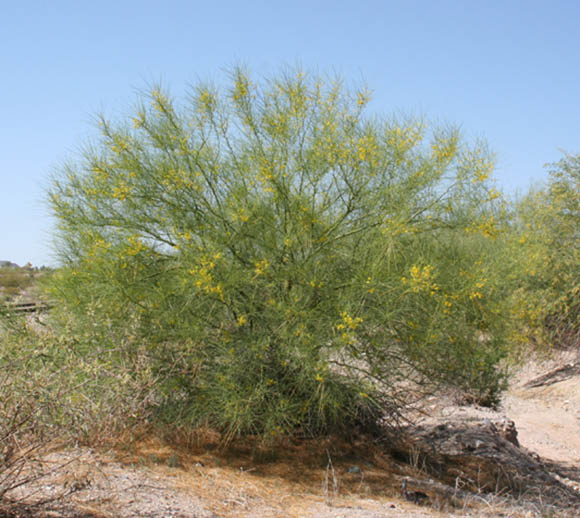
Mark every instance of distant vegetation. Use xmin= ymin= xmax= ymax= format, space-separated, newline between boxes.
xmin=1 ymin=68 xmax=579 ymax=460
xmin=506 ymin=153 xmax=580 ymax=352
xmin=0 ymin=264 xmax=35 ymax=300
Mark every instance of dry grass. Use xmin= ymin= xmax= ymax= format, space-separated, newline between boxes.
xmin=94 ymin=430 xmax=578 ymax=518
xmin=1 ymin=428 xmax=578 ymax=518
xmin=106 ymin=431 xmax=404 ymax=516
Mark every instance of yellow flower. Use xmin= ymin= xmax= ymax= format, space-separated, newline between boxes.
xmin=233 ymin=75 xmax=250 ymax=102
xmin=357 ymin=90 xmax=370 ymax=106
xmin=254 ymin=258 xmax=270 ymax=276
xmin=338 ymin=312 xmax=363 ymax=335
xmin=112 ymin=182 xmax=131 ymax=200
xmin=404 ymin=264 xmax=439 ymax=293
xmin=125 ymin=235 xmax=145 ymax=256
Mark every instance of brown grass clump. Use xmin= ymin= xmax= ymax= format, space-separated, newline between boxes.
xmin=107 ymin=431 xmax=404 ymax=515
xmin=83 ymin=427 xmax=576 ymax=518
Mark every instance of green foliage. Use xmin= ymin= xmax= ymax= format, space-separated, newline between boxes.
xmin=508 ymin=153 xmax=580 ymax=349
xmin=0 ymin=310 xmax=158 ymax=443
xmin=46 ymin=67 xmax=510 ymax=439
xmin=0 ymin=326 xmax=46 ymax=508
xmin=0 ymin=267 xmax=34 ymax=299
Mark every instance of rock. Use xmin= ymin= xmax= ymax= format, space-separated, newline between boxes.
xmin=496 ymin=418 xmax=519 ymax=446
xmin=401 ymin=414 xmax=580 ymax=507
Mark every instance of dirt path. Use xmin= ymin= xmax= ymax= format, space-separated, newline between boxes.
xmin=502 ymin=352 xmax=580 ymax=466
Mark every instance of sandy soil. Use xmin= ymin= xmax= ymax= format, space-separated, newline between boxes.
xmin=4 ymin=351 xmax=580 ymax=518
xmin=502 ymin=351 xmax=580 ymax=467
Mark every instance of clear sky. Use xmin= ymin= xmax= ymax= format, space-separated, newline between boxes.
xmin=2 ymin=0 xmax=579 ymax=266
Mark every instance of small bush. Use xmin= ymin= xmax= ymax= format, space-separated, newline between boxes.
xmin=0 ymin=316 xmax=58 ymax=511
xmin=0 ymin=269 xmax=33 ymax=298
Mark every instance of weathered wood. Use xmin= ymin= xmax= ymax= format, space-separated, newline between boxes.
xmin=2 ymin=302 xmax=50 ymax=313
xmin=524 ymin=363 xmax=580 ymax=388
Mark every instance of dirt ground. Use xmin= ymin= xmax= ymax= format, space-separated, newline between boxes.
xmin=4 ymin=351 xmax=580 ymax=518
xmin=502 ymin=350 xmax=580 ymax=468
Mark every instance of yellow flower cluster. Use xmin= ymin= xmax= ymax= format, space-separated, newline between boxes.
xmin=263 ymin=110 xmax=290 ymax=136
xmin=112 ymin=181 xmax=131 ymax=201
xmin=460 ymin=148 xmax=494 ymax=183
xmin=188 ymin=253 xmax=224 ymax=299
xmin=443 ymin=297 xmax=453 ymax=314
xmin=465 ymin=216 xmax=498 ymax=238
xmin=232 ymin=76 xmax=250 ymax=103
xmin=237 ymin=315 xmax=247 ymax=326
xmin=132 ymin=110 xmax=146 ymax=129
xmin=197 ymin=88 xmax=216 ymax=115
xmin=109 ymin=134 xmax=133 ymax=154
xmin=365 ymin=276 xmax=375 ymax=294
xmin=385 ymin=124 xmax=424 ymax=155
xmin=83 ymin=186 xmax=99 ymax=198
xmin=151 ymin=89 xmax=170 ymax=113
xmin=176 ymin=230 xmax=192 ymax=242
xmin=337 ymin=311 xmax=363 ymax=331
xmin=335 ymin=311 xmax=363 ymax=344
xmin=356 ymin=89 xmax=371 ymax=107
xmin=381 ymin=218 xmax=413 ymax=237
xmin=91 ymin=161 xmax=111 ymax=183
xmin=233 ymin=207 xmax=249 ymax=223
xmin=431 ymin=134 xmax=458 ymax=163
xmin=468 ymin=278 xmax=487 ymax=301
xmin=402 ymin=264 xmax=439 ymax=295
xmin=487 ymin=188 xmax=501 ymax=201
xmin=125 ymin=235 xmax=146 ymax=256
xmin=254 ymin=258 xmax=270 ymax=276
xmin=336 ymin=311 xmax=363 ymax=343
xmin=85 ymin=235 xmax=111 ymax=260
xmin=357 ymin=134 xmax=378 ymax=162
xmin=474 ymin=279 xmax=487 ymax=289
xmin=162 ymin=168 xmax=198 ymax=192
xmin=256 ymin=158 xmax=275 ymax=191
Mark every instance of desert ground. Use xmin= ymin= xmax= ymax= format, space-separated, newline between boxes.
xmin=5 ymin=350 xmax=579 ymax=518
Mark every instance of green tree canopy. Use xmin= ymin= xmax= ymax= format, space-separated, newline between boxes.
xmin=47 ymin=67 xmax=509 ymax=439
xmin=509 ymin=153 xmax=580 ymax=350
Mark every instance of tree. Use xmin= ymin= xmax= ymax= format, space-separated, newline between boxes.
xmin=47 ymin=67 xmax=508 ymax=439
xmin=509 ymin=153 xmax=580 ymax=349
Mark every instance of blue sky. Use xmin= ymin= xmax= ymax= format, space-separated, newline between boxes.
xmin=2 ymin=0 xmax=579 ymax=266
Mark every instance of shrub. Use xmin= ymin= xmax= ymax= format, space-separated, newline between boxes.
xmin=0 ymin=314 xmax=128 ymax=513
xmin=0 ymin=316 xmax=60 ymax=511
xmin=46 ymin=67 xmax=509 ymax=439
xmin=508 ymin=153 xmax=580 ymax=350
xmin=0 ymin=268 xmax=33 ymax=299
